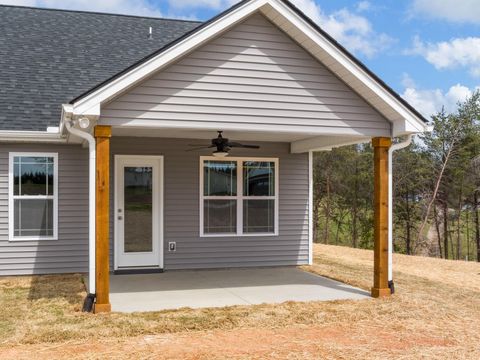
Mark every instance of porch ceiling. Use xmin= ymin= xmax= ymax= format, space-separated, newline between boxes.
xmin=110 ymin=126 xmax=371 ymax=152
xmin=112 ymin=126 xmax=313 ymax=142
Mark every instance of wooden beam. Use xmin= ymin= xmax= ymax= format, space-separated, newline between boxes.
xmin=371 ymin=137 xmax=392 ymax=298
xmin=94 ymin=125 xmax=112 ymax=313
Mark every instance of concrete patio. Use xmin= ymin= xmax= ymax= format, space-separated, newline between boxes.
xmin=108 ymin=267 xmax=370 ymax=312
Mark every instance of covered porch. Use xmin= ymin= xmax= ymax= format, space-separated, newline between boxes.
xmin=83 ymin=125 xmax=392 ymax=313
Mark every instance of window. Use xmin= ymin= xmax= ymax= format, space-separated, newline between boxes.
xmin=9 ymin=153 xmax=58 ymax=241
xmin=200 ymin=157 xmax=278 ymax=236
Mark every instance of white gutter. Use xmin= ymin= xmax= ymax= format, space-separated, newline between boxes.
xmin=388 ymin=134 xmax=413 ymax=290
xmin=0 ymin=130 xmax=65 ymax=143
xmin=65 ymin=120 xmax=96 ymax=296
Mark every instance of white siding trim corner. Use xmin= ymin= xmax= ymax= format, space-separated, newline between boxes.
xmin=308 ymin=150 xmax=313 ymax=265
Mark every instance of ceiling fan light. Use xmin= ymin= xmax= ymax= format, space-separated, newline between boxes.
xmin=213 ymin=150 xmax=229 ymax=157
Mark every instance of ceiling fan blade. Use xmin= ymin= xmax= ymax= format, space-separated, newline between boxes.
xmin=228 ymin=142 xmax=260 ymax=149
xmin=185 ymin=146 xmax=214 ymax=152
xmin=187 ymin=144 xmax=212 ymax=146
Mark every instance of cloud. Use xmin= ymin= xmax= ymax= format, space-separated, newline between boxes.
xmin=410 ymin=0 xmax=480 ymax=23
xmin=356 ymin=1 xmax=371 ymax=12
xmin=291 ymin=0 xmax=393 ymax=58
xmin=407 ymin=36 xmax=480 ymax=78
xmin=0 ymin=0 xmax=37 ymax=5
xmin=0 ymin=0 xmax=164 ymax=17
xmin=401 ymin=74 xmax=476 ymax=118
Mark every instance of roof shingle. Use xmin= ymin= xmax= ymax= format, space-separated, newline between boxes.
xmin=0 ymin=5 xmax=200 ymax=131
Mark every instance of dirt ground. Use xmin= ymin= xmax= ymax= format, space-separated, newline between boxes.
xmin=1 ymin=244 xmax=479 ymax=359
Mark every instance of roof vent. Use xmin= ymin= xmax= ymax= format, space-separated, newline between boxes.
xmin=148 ymin=26 xmax=153 ymax=40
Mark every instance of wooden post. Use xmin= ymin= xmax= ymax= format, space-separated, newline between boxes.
xmin=94 ymin=125 xmax=112 ymax=313
xmin=371 ymin=137 xmax=392 ymax=298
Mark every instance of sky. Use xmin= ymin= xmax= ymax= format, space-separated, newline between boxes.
xmin=2 ymin=0 xmax=480 ymax=119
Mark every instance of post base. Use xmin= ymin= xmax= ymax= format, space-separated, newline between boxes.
xmin=94 ymin=303 xmax=111 ymax=313
xmin=371 ymin=287 xmax=391 ymax=298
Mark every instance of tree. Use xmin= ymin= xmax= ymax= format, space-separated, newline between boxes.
xmin=310 ymin=91 xmax=480 ymax=260
xmin=393 ymin=141 xmax=430 ymax=255
xmin=417 ymin=92 xmax=480 ymax=256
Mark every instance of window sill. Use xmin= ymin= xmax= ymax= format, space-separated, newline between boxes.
xmin=200 ymin=232 xmax=278 ymax=238
xmin=8 ymin=237 xmax=58 ymax=242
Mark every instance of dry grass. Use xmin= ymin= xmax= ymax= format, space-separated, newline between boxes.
xmin=0 ymin=244 xmax=479 ymax=359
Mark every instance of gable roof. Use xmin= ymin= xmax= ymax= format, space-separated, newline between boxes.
xmin=66 ymin=0 xmax=428 ymax=136
xmin=0 ymin=5 xmax=200 ymax=131
xmin=71 ymin=0 xmax=428 ymax=128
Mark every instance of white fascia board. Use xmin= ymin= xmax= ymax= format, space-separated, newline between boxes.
xmin=60 ymin=104 xmax=73 ymax=135
xmin=392 ymin=119 xmax=426 ymax=136
xmin=261 ymin=1 xmax=427 ymax=135
xmin=71 ymin=0 xmax=268 ymax=115
xmin=73 ymin=103 xmax=101 ymax=118
xmin=291 ymin=135 xmax=370 ymax=153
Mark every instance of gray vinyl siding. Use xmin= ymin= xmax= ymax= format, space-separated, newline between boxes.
xmin=102 ymin=13 xmax=390 ymax=136
xmin=110 ymin=137 xmax=308 ymax=270
xmin=0 ymin=143 xmax=88 ymax=276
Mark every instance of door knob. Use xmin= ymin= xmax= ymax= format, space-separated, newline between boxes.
xmin=118 ymin=216 xmax=123 ymax=220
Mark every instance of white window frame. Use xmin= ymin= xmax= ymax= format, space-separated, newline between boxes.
xmin=199 ymin=156 xmax=279 ymax=237
xmin=8 ymin=152 xmax=59 ymax=241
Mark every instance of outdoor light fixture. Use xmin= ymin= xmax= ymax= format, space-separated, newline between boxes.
xmin=78 ymin=117 xmax=90 ymax=129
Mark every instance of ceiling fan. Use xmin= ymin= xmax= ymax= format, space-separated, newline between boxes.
xmin=187 ymin=131 xmax=260 ymax=157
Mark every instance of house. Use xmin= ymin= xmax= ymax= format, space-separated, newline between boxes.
xmin=0 ymin=0 xmax=428 ymax=313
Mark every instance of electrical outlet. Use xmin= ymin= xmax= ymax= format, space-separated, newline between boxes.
xmin=168 ymin=242 xmax=176 ymax=252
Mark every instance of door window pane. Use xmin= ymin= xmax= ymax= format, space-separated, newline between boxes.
xmin=204 ymin=161 xmax=237 ymax=196
xmin=204 ymin=200 xmax=237 ymax=234
xmin=14 ymin=199 xmax=53 ymax=237
xmin=243 ymin=161 xmax=275 ymax=196
xmin=124 ymin=167 xmax=153 ymax=253
xmin=243 ymin=199 xmax=275 ymax=233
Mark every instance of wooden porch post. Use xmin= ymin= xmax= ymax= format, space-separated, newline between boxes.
xmin=371 ymin=137 xmax=392 ymax=298
xmin=94 ymin=125 xmax=112 ymax=313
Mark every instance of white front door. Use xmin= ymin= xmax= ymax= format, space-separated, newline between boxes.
xmin=114 ymin=155 xmax=163 ymax=269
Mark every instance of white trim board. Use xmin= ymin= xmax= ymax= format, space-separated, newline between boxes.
xmin=308 ymin=150 xmax=313 ymax=265
xmin=64 ymin=0 xmax=427 ymax=138
xmin=0 ymin=131 xmax=64 ymax=143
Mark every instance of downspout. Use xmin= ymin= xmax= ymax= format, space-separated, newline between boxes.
xmin=65 ymin=120 xmax=96 ymax=311
xmin=388 ymin=134 xmax=413 ymax=294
